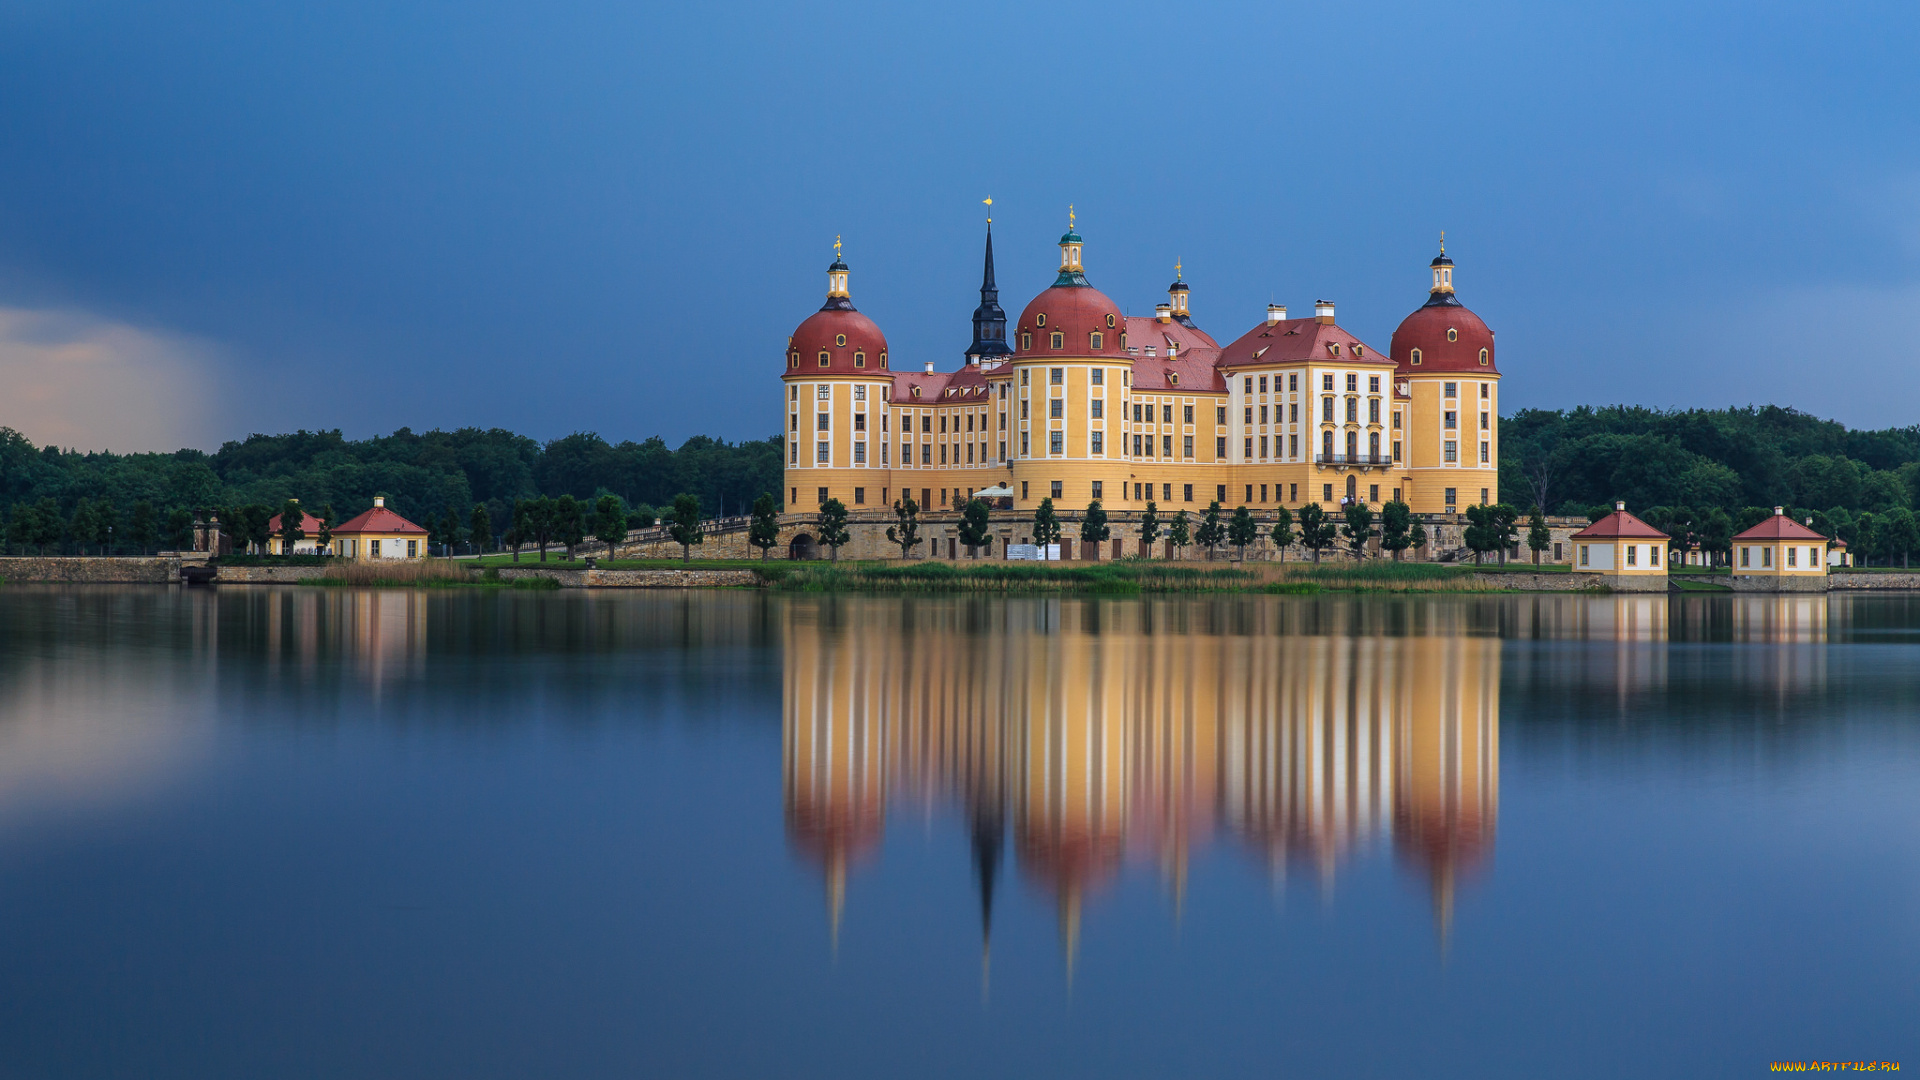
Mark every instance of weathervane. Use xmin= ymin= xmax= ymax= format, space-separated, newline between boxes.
xmin=1439 ymin=230 xmax=1445 ymax=254
xmin=1068 ymin=204 xmax=1075 ymax=231
xmin=1175 ymin=257 xmax=1183 ymax=282
xmin=983 ymin=196 xmax=992 ymax=225
xmin=834 ymin=235 xmax=842 ymax=260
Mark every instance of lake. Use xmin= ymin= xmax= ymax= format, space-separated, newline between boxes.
xmin=0 ymin=586 xmax=1914 ymax=1078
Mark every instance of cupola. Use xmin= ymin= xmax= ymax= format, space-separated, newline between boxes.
xmin=823 ymin=236 xmax=853 ymax=311
xmin=1054 ymin=206 xmax=1089 ymax=286
xmin=1266 ymin=304 xmax=1287 ymax=325
xmin=1167 ymin=260 xmax=1194 ymax=326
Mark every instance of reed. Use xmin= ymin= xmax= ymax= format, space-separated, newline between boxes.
xmin=308 ymin=558 xmax=481 ymax=588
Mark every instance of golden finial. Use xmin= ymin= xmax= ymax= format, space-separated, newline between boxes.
xmin=1175 ymin=257 xmax=1183 ymax=282
xmin=834 ymin=234 xmax=842 ymax=260
xmin=983 ymin=196 xmax=992 ymax=225
xmin=1068 ymin=204 xmax=1075 ymax=232
xmin=1439 ymin=230 xmax=1445 ymax=255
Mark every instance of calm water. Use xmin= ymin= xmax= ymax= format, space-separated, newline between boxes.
xmin=0 ymin=587 xmax=1915 ymax=1078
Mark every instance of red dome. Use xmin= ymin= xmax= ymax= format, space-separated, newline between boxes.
xmin=1390 ymin=300 xmax=1496 ymax=375
xmin=1011 ymin=285 xmax=1125 ymax=359
xmin=785 ymin=307 xmax=889 ymax=377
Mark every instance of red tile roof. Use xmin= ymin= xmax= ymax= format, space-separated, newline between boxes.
xmin=1390 ymin=302 xmax=1498 ymax=375
xmin=334 ymin=504 xmax=427 ymax=535
xmin=1216 ymin=317 xmax=1392 ymax=370
xmin=264 ymin=510 xmax=328 ymax=536
xmin=1732 ymin=512 xmax=1826 ymax=542
xmin=1571 ymin=508 xmax=1669 ymax=540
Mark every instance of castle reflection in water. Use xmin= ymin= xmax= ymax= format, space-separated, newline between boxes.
xmin=782 ymin=597 xmax=1500 ymax=957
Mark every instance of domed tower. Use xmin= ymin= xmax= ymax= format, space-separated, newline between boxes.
xmin=1388 ymin=240 xmax=1501 ymax=516
xmin=1006 ymin=214 xmax=1128 ymax=511
xmin=782 ymin=240 xmax=892 ymax=519
xmin=1165 ymin=261 xmax=1196 ymax=328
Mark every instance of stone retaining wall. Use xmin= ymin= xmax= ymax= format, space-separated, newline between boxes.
xmin=0 ymin=556 xmax=180 ymax=583
xmin=1472 ymin=572 xmax=1614 ymax=592
xmin=1827 ymin=573 xmax=1920 ymax=590
xmin=1727 ymin=574 xmax=1831 ymax=592
xmin=212 ymin=565 xmax=334 ymax=583
xmin=488 ymin=567 xmax=762 ymax=588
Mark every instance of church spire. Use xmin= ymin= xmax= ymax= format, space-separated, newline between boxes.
xmin=966 ymin=219 xmax=1012 ymax=363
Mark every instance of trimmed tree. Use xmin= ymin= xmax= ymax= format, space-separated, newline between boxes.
xmin=957 ymin=497 xmax=991 ymax=556
xmin=1700 ymin=507 xmax=1733 ymax=567
xmin=886 ymin=493 xmax=923 ymax=559
xmin=1463 ymin=504 xmax=1494 ymax=564
xmin=318 ymin=505 xmax=336 ymax=556
xmin=1168 ymin=509 xmax=1191 ymax=560
xmin=1138 ymin=501 xmax=1161 ymax=558
xmin=593 ymin=494 xmax=627 ymax=561
xmin=1297 ymin=502 xmax=1336 ymax=563
xmin=1195 ymin=500 xmax=1226 ymax=560
xmin=1380 ymin=500 xmax=1413 ymax=562
xmin=1527 ymin=508 xmax=1550 ymax=565
xmin=1881 ymin=507 xmax=1918 ymax=569
xmin=275 ymin=499 xmax=307 ymax=554
xmin=554 ymin=495 xmax=587 ymax=559
xmin=1270 ymin=505 xmax=1295 ymax=562
xmin=1491 ymin=503 xmax=1520 ymax=565
xmin=1227 ymin=505 xmax=1258 ymax=561
xmin=1080 ymin=499 xmax=1110 ymax=557
xmin=667 ymin=493 xmax=704 ymax=562
xmin=439 ymin=508 xmax=465 ymax=557
xmin=748 ymin=493 xmax=781 ymax=560
xmin=817 ymin=497 xmax=851 ymax=561
xmin=1341 ymin=501 xmax=1375 ymax=559
xmin=469 ymin=504 xmax=492 ymax=555
xmin=1032 ymin=497 xmax=1062 ymax=559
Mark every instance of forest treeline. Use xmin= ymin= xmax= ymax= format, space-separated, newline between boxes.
xmin=0 ymin=426 xmax=782 ymax=554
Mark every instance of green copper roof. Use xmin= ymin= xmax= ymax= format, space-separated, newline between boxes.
xmin=1059 ymin=230 xmax=1083 ymax=244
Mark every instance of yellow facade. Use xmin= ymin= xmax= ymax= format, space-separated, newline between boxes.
xmin=1401 ymin=373 xmax=1500 ymax=515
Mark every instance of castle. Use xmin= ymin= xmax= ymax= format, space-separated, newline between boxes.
xmin=780 ymin=218 xmax=1503 ymax=558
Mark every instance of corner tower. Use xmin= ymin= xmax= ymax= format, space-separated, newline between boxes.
xmin=966 ymin=221 xmax=1013 ymax=366
xmin=1389 ymin=239 xmax=1501 ymax=516
xmin=782 ymin=240 xmax=893 ymax=515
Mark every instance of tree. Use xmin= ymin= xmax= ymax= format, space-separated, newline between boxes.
xmin=1699 ymin=507 xmax=1734 ymax=567
xmin=667 ymin=493 xmax=704 ymax=562
xmin=1490 ymin=503 xmax=1520 ymax=565
xmin=234 ymin=504 xmax=272 ymax=555
xmin=1168 ymin=509 xmax=1191 ymax=560
xmin=439 ymin=508 xmax=465 ymax=557
xmin=1080 ymin=499 xmax=1110 ymax=556
xmin=957 ymin=498 xmax=991 ymax=556
xmin=470 ymin=504 xmax=492 ymax=555
xmin=5 ymin=502 xmax=38 ymax=555
xmin=1462 ymin=504 xmax=1495 ymax=564
xmin=1296 ymin=502 xmax=1337 ymax=563
xmin=817 ymin=497 xmax=851 ymax=561
xmin=1032 ymin=497 xmax=1062 ymax=559
xmin=1269 ymin=506 xmax=1295 ymax=562
xmin=317 ymin=505 xmax=336 ymax=556
xmin=1880 ymin=507 xmax=1918 ymax=569
xmin=1854 ymin=511 xmax=1879 ymax=567
xmin=165 ymin=507 xmax=195 ymax=552
xmin=128 ymin=501 xmax=157 ymax=555
xmin=592 ymin=494 xmax=628 ymax=560
xmin=71 ymin=499 xmax=106 ymax=556
xmin=1380 ymin=501 xmax=1414 ymax=562
xmin=748 ymin=493 xmax=781 ymax=560
xmin=31 ymin=497 xmax=63 ymax=554
xmin=1527 ymin=507 xmax=1551 ymax=565
xmin=1195 ymin=500 xmax=1226 ymax=560
xmin=276 ymin=499 xmax=307 ymax=555
xmin=1341 ymin=501 xmax=1375 ymax=559
xmin=516 ymin=496 xmax=555 ymax=560
xmin=628 ymin=504 xmax=658 ymax=532
xmin=1138 ymin=501 xmax=1161 ymax=558
xmin=553 ymin=494 xmax=586 ymax=558
xmin=886 ymin=493 xmax=923 ymax=559
xmin=1227 ymin=505 xmax=1258 ymax=561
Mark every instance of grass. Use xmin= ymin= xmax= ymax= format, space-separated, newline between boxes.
xmin=1671 ymin=577 xmax=1732 ymax=592
xmin=774 ymin=560 xmax=1259 ymax=594
xmin=461 ymin=553 xmax=780 ymax=572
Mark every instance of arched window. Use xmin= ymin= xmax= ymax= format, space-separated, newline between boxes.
xmin=1089 ymin=331 xmax=1103 ymax=350
xmin=854 ymin=351 xmax=866 ymax=368
xmin=818 ymin=351 xmax=830 ymax=367
xmin=1478 ymin=348 xmax=1489 ymax=365
xmin=1050 ymin=332 xmax=1064 ymax=349
xmin=879 ymin=351 xmax=887 ymax=368
xmin=789 ymin=352 xmax=799 ymax=369
xmin=1410 ymin=348 xmax=1422 ymax=366
xmin=1021 ymin=333 xmax=1032 ymax=350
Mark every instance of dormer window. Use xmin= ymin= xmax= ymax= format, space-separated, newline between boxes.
xmin=1169 ymin=373 xmax=1180 ymax=386
xmin=911 ymin=386 xmax=921 ymax=398
xmin=818 ymin=351 xmax=830 ymax=367
xmin=1447 ymin=328 xmax=1458 ymax=342
xmin=1089 ymin=331 xmax=1103 ymax=350
xmin=1327 ymin=343 xmax=1340 ymax=357
xmin=879 ymin=351 xmax=887 ymax=368
xmin=1106 ymin=314 xmax=1117 ymax=328
xmin=1050 ymin=332 xmax=1064 ymax=349
xmin=836 ymin=334 xmax=847 ymax=347
xmin=789 ymin=352 xmax=799 ymax=369
xmin=1410 ymin=348 xmax=1423 ymax=365
xmin=1353 ymin=344 xmax=1365 ymax=358
xmin=1478 ymin=348 xmax=1489 ymax=365
xmin=1035 ymin=313 xmax=1047 ymax=327
xmin=1021 ymin=333 xmax=1033 ymax=350
xmin=854 ymin=351 xmax=866 ymax=368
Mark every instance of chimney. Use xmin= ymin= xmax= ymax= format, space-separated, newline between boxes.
xmin=1155 ymin=303 xmax=1173 ymax=323
xmin=925 ymin=361 xmax=935 ymax=373
xmin=1615 ymin=501 xmax=1625 ymax=512
xmin=1314 ymin=300 xmax=1336 ymax=324
xmin=1773 ymin=506 xmax=1784 ymax=516
xmin=374 ymin=497 xmax=386 ymax=508
xmin=1266 ymin=304 xmax=1286 ymax=325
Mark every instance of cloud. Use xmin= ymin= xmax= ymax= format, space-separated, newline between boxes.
xmin=0 ymin=306 xmax=222 ymax=452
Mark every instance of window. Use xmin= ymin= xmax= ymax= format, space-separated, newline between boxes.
xmin=1091 ymin=432 xmax=1103 ymax=453
xmin=1021 ymin=401 xmax=1029 ymax=420
xmin=1050 ymin=332 xmax=1064 ymax=349
xmin=1322 ymin=430 xmax=1334 ymax=459
xmin=1290 ymin=434 xmax=1299 ymax=457
xmin=1650 ymin=546 xmax=1660 ymax=566
xmin=1260 ymin=485 xmax=1268 ymax=502
xmin=1050 ymin=368 xmax=1064 ymax=384
xmin=1021 ymin=333 xmax=1032 ymax=350
xmin=1091 ymin=400 xmax=1103 ymax=419
xmin=1322 ymin=373 xmax=1334 ymax=391
xmin=1183 ymin=435 xmax=1194 ymax=458
xmin=1479 ymin=348 xmax=1489 ymax=366
xmin=1216 ymin=436 xmax=1226 ymax=457
xmin=1322 ymin=397 xmax=1335 ymax=423
xmin=790 ymin=442 xmax=798 ymax=464
xmin=1346 ymin=373 xmax=1357 ymax=392
xmin=1369 ymin=375 xmax=1380 ymax=393
xmin=1259 ymin=376 xmax=1268 ymax=393
xmin=1216 ymin=406 xmax=1225 ymax=424
xmin=1245 ymin=437 xmax=1253 ymax=457
xmin=1479 ymin=489 xmax=1488 ymax=505
xmin=1740 ymin=547 xmax=1750 ymax=567
xmin=816 ymin=384 xmax=831 ymax=400
xmin=1346 ymin=397 xmax=1358 ymax=423
xmin=998 ymin=441 xmax=1005 ymax=460
xmin=1480 ymin=442 xmax=1489 ymax=463
xmin=1134 ymin=403 xmax=1144 ymax=422
xmin=1410 ymin=348 xmax=1422 ymax=366
xmin=853 ymin=413 xmax=866 ymax=431
xmin=1137 ymin=435 xmax=1146 ymax=455
xmin=1445 ymin=487 xmax=1457 ymax=507
xmin=1787 ymin=547 xmax=1797 ymax=567
xmin=817 ymin=442 xmax=830 ymax=463
xmin=1260 ymin=436 xmax=1268 ymax=458
xmin=790 ymin=414 xmax=799 ymax=432
xmin=1183 ymin=484 xmax=1193 ymax=502
xmin=1049 ymin=431 xmax=1063 ymax=454
xmin=1369 ymin=399 xmax=1380 ymax=424
xmin=1445 ymin=411 xmax=1458 ymax=430
xmin=882 ymin=443 xmax=889 ymax=464
xmin=1246 ymin=484 xmax=1254 ymax=503
xmin=1106 ymin=314 xmax=1116 ymax=328
xmin=1259 ymin=405 xmax=1267 ymax=424
xmin=1444 ymin=382 xmax=1457 ymax=398
xmin=1288 ymin=374 xmax=1298 ymax=391
xmin=880 ymin=352 xmax=887 ymax=369
xmin=1020 ymin=433 xmax=1029 ymax=455
xmin=939 ymin=446 xmax=946 ymax=464
xmin=1392 ymin=440 xmax=1402 ymax=462
xmin=1626 ymin=545 xmax=1637 ymax=567
xmin=1480 ymin=383 xmax=1490 ymax=399
xmin=853 ymin=442 xmax=866 ymax=463
xmin=1091 ymin=480 xmax=1103 ymax=499
xmin=1580 ymin=545 xmax=1590 ymax=567
xmin=1247 ymin=406 xmax=1255 ymax=424
xmin=939 ymin=415 xmax=947 ymax=433
xmin=853 ymin=487 xmax=865 ymax=505
xmin=921 ymin=414 xmax=932 ymax=432
xmin=1050 ymin=399 xmax=1063 ymax=419
xmin=1051 ymin=480 xmax=1063 ymax=498
xmin=1290 ymin=403 xmax=1298 ymax=423
xmin=854 ymin=351 xmax=866 ymax=368
xmin=1323 ymin=484 xmax=1333 ymax=502
xmin=1447 ymin=328 xmax=1458 ymax=342
xmin=817 ymin=351 xmax=830 ymax=367
xmin=1035 ymin=314 xmax=1046 ymax=326
xmin=1090 ymin=332 xmax=1103 ymax=349
xmin=1183 ymin=405 xmax=1194 ymax=424
xmin=1162 ymin=404 xmax=1173 ymax=423
xmin=1369 ymin=484 xmax=1379 ymax=503
xmin=1811 ymin=547 xmax=1821 ymax=567
xmin=1163 ymin=483 xmax=1172 ymax=502
xmin=1091 ymin=369 xmax=1104 ymax=385
xmin=1481 ymin=411 xmax=1489 ymax=430
xmin=921 ymin=444 xmax=932 ymax=464
xmin=817 ymin=413 xmax=830 ymax=431
xmin=1163 ymin=435 xmax=1174 ymax=457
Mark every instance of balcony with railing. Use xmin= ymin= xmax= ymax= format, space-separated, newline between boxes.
xmin=1314 ymin=453 xmax=1392 ymax=467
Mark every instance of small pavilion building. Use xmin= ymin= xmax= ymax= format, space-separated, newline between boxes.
xmin=1570 ymin=502 xmax=1669 ymax=590
xmin=332 ymin=497 xmax=429 ymax=561
xmin=265 ymin=503 xmax=330 ymax=555
xmin=1730 ymin=508 xmax=1828 ymax=590
xmin=1828 ymin=537 xmax=1850 ymax=568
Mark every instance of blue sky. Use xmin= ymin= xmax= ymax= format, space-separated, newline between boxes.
xmin=1 ymin=0 xmax=1916 ymax=451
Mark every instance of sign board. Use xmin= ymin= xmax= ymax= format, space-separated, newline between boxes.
xmin=1005 ymin=544 xmax=1060 ymax=561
